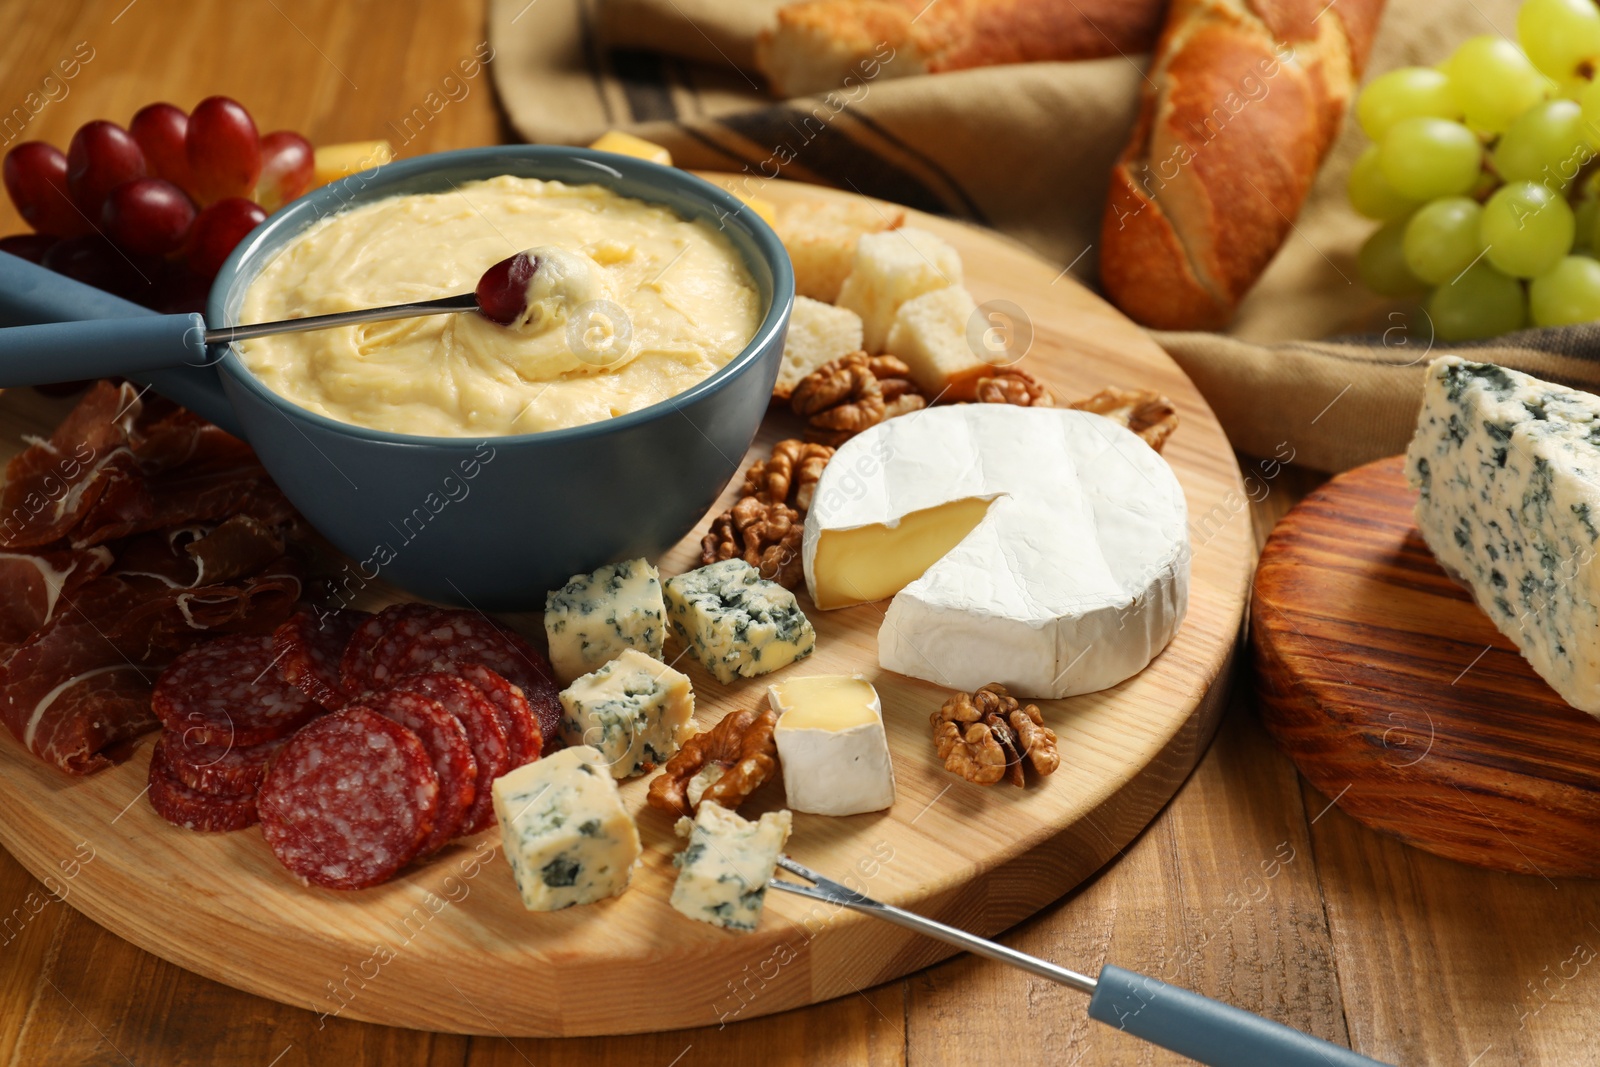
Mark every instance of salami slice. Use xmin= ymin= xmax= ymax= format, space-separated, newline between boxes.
xmin=338 ymin=603 xmax=435 ymax=693
xmin=157 ymin=729 xmax=283 ymax=797
xmin=355 ymin=689 xmax=475 ymax=854
xmin=395 ymin=612 xmax=562 ymax=748
xmin=366 ymin=607 xmax=449 ymax=688
xmin=153 ymin=634 xmax=322 ymax=747
xmin=258 ymin=708 xmax=439 ymax=890
xmin=389 ymin=672 xmax=511 ymax=835
xmin=455 ymin=663 xmax=542 ymax=769
xmin=274 ymin=607 xmax=369 ymax=709
xmin=147 ymin=742 xmax=260 ymax=832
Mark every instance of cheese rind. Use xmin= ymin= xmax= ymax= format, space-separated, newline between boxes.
xmin=803 ymin=405 xmax=1190 ymax=699
xmin=492 ymin=745 xmax=642 ymax=911
xmin=669 ymin=803 xmax=792 ymax=932
xmin=557 ymin=648 xmax=696 ymax=778
xmin=664 ymin=560 xmax=817 ymax=684
xmin=770 ymin=675 xmax=895 ymax=816
xmin=1406 ymin=357 xmax=1600 ymax=715
xmin=544 ymin=558 xmax=667 ymax=685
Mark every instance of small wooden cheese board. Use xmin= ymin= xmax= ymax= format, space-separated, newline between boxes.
xmin=1254 ymin=455 xmax=1600 ymax=878
xmin=0 ymin=180 xmax=1254 ymax=1036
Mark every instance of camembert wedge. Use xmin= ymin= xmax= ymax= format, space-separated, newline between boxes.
xmin=769 ymin=675 xmax=895 ymax=816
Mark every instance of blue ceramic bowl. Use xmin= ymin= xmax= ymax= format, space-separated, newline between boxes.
xmin=192 ymin=147 xmax=791 ymax=609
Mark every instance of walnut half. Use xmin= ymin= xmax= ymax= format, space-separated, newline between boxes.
xmin=648 ymin=707 xmax=779 ymax=817
xmin=790 ymin=351 xmax=926 ymax=446
xmin=1067 ymin=387 xmax=1179 ymax=453
xmin=700 ymin=496 xmax=804 ymax=587
xmin=741 ymin=438 xmax=834 ymax=514
xmin=975 ymin=369 xmax=1054 ymax=407
xmin=931 ymin=683 xmax=1059 ymax=787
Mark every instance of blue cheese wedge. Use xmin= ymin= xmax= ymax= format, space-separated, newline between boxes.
xmin=491 ymin=745 xmax=642 ymax=911
xmin=557 ymin=648 xmax=696 ymax=778
xmin=544 ymin=558 xmax=667 ymax=684
xmin=669 ymin=802 xmax=792 ymax=932
xmin=770 ymin=675 xmax=895 ymax=816
xmin=1406 ymin=357 xmax=1600 ymax=715
xmin=663 ymin=560 xmax=816 ymax=684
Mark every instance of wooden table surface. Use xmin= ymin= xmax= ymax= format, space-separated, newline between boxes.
xmin=1 ymin=3 xmax=1597 ymax=1064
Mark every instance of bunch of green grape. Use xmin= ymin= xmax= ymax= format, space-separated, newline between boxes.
xmin=1352 ymin=0 xmax=1600 ymax=340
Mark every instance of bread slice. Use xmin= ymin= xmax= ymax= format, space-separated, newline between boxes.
xmin=755 ymin=0 xmax=1167 ymax=98
xmin=772 ymin=198 xmax=904 ymax=303
xmin=774 ymin=296 xmax=865 ymax=399
xmin=883 ymin=285 xmax=990 ymax=401
xmin=836 ymin=226 xmax=963 ymax=353
xmin=755 ymin=1 xmax=926 ymax=98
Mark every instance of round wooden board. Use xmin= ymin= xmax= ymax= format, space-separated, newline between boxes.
xmin=1253 ymin=455 xmax=1600 ymax=878
xmin=0 ymin=177 xmax=1253 ymax=1036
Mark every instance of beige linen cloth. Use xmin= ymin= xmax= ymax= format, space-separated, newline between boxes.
xmin=490 ymin=0 xmax=1593 ymax=472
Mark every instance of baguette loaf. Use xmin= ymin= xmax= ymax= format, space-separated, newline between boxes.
xmin=1099 ymin=0 xmax=1385 ymax=330
xmin=755 ymin=0 xmax=1169 ymax=99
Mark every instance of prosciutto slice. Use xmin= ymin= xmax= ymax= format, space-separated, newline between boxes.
xmin=0 ymin=383 xmax=308 ymax=774
xmin=0 ymin=562 xmax=303 ymax=774
xmin=0 ymin=545 xmax=113 ymax=649
xmin=0 ymin=381 xmax=145 ymax=550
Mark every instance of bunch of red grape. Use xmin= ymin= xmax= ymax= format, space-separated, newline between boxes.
xmin=1 ymin=97 xmax=313 ymax=313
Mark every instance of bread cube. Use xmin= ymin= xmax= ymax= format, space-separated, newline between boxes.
xmin=772 ymin=198 xmax=905 ymax=303
xmin=836 ymin=226 xmax=963 ymax=353
xmin=558 ymin=648 xmax=696 ymax=778
xmin=774 ymin=296 xmax=865 ymax=399
xmin=884 ymin=284 xmax=993 ymax=400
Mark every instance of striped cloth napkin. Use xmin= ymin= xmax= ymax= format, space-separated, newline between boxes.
xmin=489 ymin=0 xmax=1590 ymax=473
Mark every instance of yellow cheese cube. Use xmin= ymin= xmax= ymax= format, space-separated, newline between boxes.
xmin=311 ymin=141 xmax=394 ymax=187
xmin=587 ymin=131 xmax=673 ymax=167
xmin=734 ymin=192 xmax=777 ymax=225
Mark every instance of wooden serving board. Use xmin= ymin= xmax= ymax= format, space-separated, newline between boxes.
xmin=1254 ymin=455 xmax=1600 ymax=878
xmin=0 ymin=179 xmax=1253 ymax=1036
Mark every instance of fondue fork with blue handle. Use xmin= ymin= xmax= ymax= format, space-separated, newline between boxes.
xmin=0 ymin=248 xmax=538 ymax=387
xmin=769 ymin=856 xmax=1391 ymax=1067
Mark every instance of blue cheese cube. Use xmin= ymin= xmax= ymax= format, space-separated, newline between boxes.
xmin=669 ymin=802 xmax=792 ymax=932
xmin=491 ymin=745 xmax=642 ymax=911
xmin=663 ymin=560 xmax=816 ymax=684
xmin=557 ymin=648 xmax=696 ymax=778
xmin=544 ymin=558 xmax=667 ymax=684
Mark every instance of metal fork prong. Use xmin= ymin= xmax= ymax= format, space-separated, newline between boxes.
xmin=774 ymin=854 xmax=823 ymax=883
xmin=774 ymin=855 xmax=872 ymax=903
xmin=767 ymin=877 xmax=841 ymax=904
